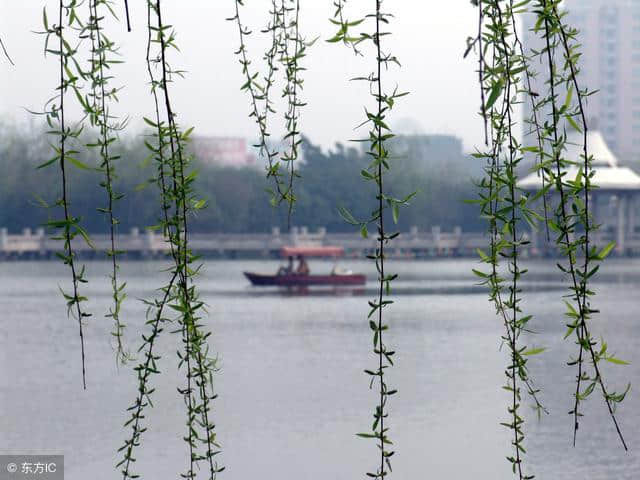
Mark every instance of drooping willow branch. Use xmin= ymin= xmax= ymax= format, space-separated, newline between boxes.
xmin=123 ymin=0 xmax=131 ymax=32
xmin=535 ymin=0 xmax=628 ymax=449
xmin=473 ymin=2 xmax=544 ymax=477
xmin=328 ymin=0 xmax=362 ymax=56
xmin=117 ymin=3 xmax=180 ymax=475
xmin=117 ymin=272 xmax=177 ymax=479
xmin=474 ymin=1 xmax=630 ymax=470
xmin=231 ymin=0 xmax=311 ymax=221
xmin=280 ymin=0 xmax=306 ymax=222
xmin=37 ymin=1 xmax=93 ymax=390
xmin=83 ymin=0 xmax=129 ymax=365
xmin=261 ymin=0 xmax=285 ymax=165
xmin=507 ymin=0 xmax=550 ymax=241
xmin=155 ymin=0 xmax=222 ymax=474
xmin=496 ymin=3 xmax=526 ymax=478
xmin=330 ymin=1 xmax=410 ymax=478
xmin=371 ymin=6 xmax=394 ymax=478
xmin=231 ymin=0 xmax=285 ymax=205
xmin=0 ymin=35 xmax=14 ymax=65
xmin=554 ymin=4 xmax=628 ymax=448
xmin=118 ymin=2 xmax=223 ymax=478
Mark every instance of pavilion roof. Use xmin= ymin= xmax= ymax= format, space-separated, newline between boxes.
xmin=519 ymin=130 xmax=640 ymax=191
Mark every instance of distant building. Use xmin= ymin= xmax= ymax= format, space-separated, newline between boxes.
xmin=519 ymin=130 xmax=640 ymax=253
xmin=382 ymin=134 xmax=482 ymax=177
xmin=190 ymin=136 xmax=256 ymax=167
xmin=522 ymin=0 xmax=640 ymax=162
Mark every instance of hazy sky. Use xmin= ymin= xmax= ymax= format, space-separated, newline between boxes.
xmin=0 ymin=1 xmax=483 ymax=151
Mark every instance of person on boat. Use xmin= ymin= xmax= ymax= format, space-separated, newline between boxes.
xmin=277 ymin=256 xmax=294 ymax=275
xmin=295 ymin=254 xmax=310 ymax=275
xmin=331 ymin=264 xmax=353 ymax=275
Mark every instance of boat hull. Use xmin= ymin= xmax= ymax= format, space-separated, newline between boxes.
xmin=244 ymin=272 xmax=366 ymax=286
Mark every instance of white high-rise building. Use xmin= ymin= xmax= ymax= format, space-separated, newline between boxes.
xmin=522 ymin=0 xmax=640 ymax=162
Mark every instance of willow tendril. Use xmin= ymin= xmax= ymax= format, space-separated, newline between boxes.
xmin=261 ymin=0 xmax=284 ymax=158
xmin=117 ymin=272 xmax=177 ymax=479
xmin=280 ymin=0 xmax=304 ymax=223
xmin=328 ymin=0 xmax=362 ymax=55
xmin=155 ymin=0 xmax=221 ymax=476
xmin=117 ymin=2 xmax=180 ymax=474
xmin=507 ymin=0 xmax=550 ymax=241
xmin=473 ymin=1 xmax=630 ymax=469
xmin=372 ymin=6 xmax=392 ymax=478
xmin=474 ymin=2 xmax=550 ymax=476
xmin=123 ymin=0 xmax=131 ymax=32
xmin=231 ymin=0 xmax=286 ymax=205
xmin=83 ymin=0 xmax=129 ymax=365
xmin=536 ymin=0 xmax=628 ymax=449
xmin=231 ymin=0 xmax=312 ymax=221
xmin=329 ymin=1 xmax=411 ymax=477
xmin=478 ymin=1 xmax=487 ymax=146
xmin=358 ymin=5 xmax=397 ymax=477
xmin=540 ymin=1 xmax=589 ymax=444
xmin=36 ymin=1 xmax=92 ymax=390
xmin=153 ymin=7 xmax=197 ymax=475
xmin=161 ymin=0 xmax=221 ymax=473
xmin=495 ymin=2 xmax=525 ymax=477
xmin=554 ymin=3 xmax=627 ymax=447
xmin=117 ymin=2 xmax=223 ymax=478
xmin=0 ymin=35 xmax=14 ymax=65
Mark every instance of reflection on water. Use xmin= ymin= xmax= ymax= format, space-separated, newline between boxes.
xmin=1 ymin=258 xmax=639 ymax=480
xmin=217 ymin=284 xmax=562 ymax=297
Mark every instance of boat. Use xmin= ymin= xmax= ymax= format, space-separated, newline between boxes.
xmin=244 ymin=271 xmax=366 ymax=286
xmin=244 ymin=246 xmax=366 ymax=287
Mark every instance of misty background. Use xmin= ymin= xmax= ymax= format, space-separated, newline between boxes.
xmin=0 ymin=1 xmax=487 ymax=234
xmin=0 ymin=1 xmax=483 ymax=149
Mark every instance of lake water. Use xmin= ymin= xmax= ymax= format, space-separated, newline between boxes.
xmin=1 ymin=258 xmax=639 ymax=479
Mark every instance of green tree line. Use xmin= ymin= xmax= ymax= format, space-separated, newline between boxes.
xmin=0 ymin=120 xmax=483 ymax=233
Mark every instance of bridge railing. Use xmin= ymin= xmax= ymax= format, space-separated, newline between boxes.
xmin=1 ymin=226 xmax=638 ymax=259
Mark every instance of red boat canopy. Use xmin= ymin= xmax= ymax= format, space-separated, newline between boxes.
xmin=281 ymin=246 xmax=344 ymax=258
